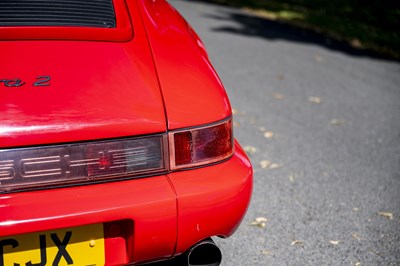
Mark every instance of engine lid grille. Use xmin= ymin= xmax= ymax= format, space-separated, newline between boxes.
xmin=0 ymin=0 xmax=116 ymax=28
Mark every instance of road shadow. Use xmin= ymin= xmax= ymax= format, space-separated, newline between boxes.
xmin=190 ymin=0 xmax=397 ymax=61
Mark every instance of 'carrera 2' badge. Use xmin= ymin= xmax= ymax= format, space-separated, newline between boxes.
xmin=0 ymin=76 xmax=51 ymax=87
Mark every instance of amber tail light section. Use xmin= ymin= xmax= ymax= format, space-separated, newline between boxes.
xmin=169 ymin=118 xmax=233 ymax=170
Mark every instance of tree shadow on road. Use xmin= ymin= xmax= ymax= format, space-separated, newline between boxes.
xmin=191 ymin=1 xmax=397 ymax=61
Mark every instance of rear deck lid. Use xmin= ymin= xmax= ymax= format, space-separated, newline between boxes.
xmin=0 ymin=1 xmax=166 ymax=148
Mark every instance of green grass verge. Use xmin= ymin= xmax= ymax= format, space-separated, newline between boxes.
xmin=203 ymin=0 xmax=400 ymax=59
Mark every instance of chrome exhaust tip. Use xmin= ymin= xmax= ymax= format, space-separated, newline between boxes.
xmin=185 ymin=238 xmax=222 ymax=266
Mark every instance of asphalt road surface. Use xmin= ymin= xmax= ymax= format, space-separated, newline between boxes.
xmin=169 ymin=1 xmax=400 ymax=265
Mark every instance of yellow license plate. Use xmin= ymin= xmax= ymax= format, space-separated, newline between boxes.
xmin=0 ymin=223 xmax=105 ymax=266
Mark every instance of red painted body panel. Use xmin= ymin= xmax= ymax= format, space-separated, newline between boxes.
xmin=0 ymin=0 xmax=253 ymax=264
xmin=0 ymin=143 xmax=252 ymax=265
xmin=0 ymin=175 xmax=177 ymax=264
xmin=136 ymin=0 xmax=232 ymax=130
xmin=0 ymin=1 xmax=165 ymax=148
xmin=170 ymin=142 xmax=253 ymax=255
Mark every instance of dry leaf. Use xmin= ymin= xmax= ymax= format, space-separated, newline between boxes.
xmin=315 ymin=54 xmax=323 ymax=62
xmin=249 ymin=217 xmax=268 ymax=228
xmin=377 ymin=212 xmax=393 ymax=220
xmin=269 ymin=163 xmax=282 ymax=169
xmin=256 ymin=217 xmax=268 ymax=223
xmin=291 ymin=240 xmax=303 ymax=246
xmin=261 ymin=250 xmax=273 ymax=255
xmin=308 ymin=96 xmax=321 ymax=104
xmin=352 ymin=233 xmax=361 ymax=241
xmin=272 ymin=93 xmax=284 ymax=100
xmin=260 ymin=160 xmax=271 ymax=169
xmin=354 ymin=262 xmax=361 ymax=266
xmin=249 ymin=221 xmax=266 ymax=228
xmin=330 ymin=118 xmax=345 ymax=125
xmin=329 ymin=240 xmax=340 ymax=245
xmin=264 ymin=131 xmax=274 ymax=138
xmin=244 ymin=146 xmax=257 ymax=154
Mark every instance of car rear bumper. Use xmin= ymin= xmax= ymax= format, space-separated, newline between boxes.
xmin=0 ymin=142 xmax=252 ymax=265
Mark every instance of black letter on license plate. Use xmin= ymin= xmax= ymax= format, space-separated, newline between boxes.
xmin=51 ymin=232 xmax=73 ymax=265
xmin=0 ymin=239 xmax=19 ymax=266
xmin=26 ymin=235 xmax=47 ymax=266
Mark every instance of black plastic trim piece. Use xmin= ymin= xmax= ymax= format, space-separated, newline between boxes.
xmin=0 ymin=0 xmax=116 ymax=28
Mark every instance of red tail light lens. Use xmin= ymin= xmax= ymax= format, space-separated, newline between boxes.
xmin=169 ymin=119 xmax=233 ymax=170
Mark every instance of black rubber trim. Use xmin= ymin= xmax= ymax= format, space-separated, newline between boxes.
xmin=0 ymin=0 xmax=116 ymax=28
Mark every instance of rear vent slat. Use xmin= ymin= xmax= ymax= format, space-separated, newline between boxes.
xmin=0 ymin=0 xmax=116 ymax=28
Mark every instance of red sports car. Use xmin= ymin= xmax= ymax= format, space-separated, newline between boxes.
xmin=0 ymin=0 xmax=253 ymax=265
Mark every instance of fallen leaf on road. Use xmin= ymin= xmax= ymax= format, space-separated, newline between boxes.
xmin=352 ymin=233 xmax=362 ymax=241
xmin=249 ymin=217 xmax=268 ymax=228
xmin=269 ymin=163 xmax=282 ymax=169
xmin=260 ymin=160 xmax=271 ymax=169
xmin=315 ymin=54 xmax=324 ymax=62
xmin=260 ymin=160 xmax=282 ymax=169
xmin=244 ymin=146 xmax=257 ymax=154
xmin=264 ymin=131 xmax=274 ymax=138
xmin=330 ymin=118 xmax=345 ymax=125
xmin=354 ymin=262 xmax=361 ymax=266
xmin=291 ymin=240 xmax=303 ymax=246
xmin=261 ymin=250 xmax=273 ymax=255
xmin=273 ymin=93 xmax=284 ymax=100
xmin=377 ymin=212 xmax=393 ymax=220
xmin=329 ymin=240 xmax=340 ymax=245
xmin=308 ymin=96 xmax=321 ymax=104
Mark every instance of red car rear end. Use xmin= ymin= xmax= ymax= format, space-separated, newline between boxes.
xmin=0 ymin=0 xmax=252 ymax=265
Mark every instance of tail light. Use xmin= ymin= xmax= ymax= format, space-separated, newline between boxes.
xmin=0 ymin=118 xmax=233 ymax=192
xmin=0 ymin=136 xmax=167 ymax=193
xmin=168 ymin=118 xmax=233 ymax=170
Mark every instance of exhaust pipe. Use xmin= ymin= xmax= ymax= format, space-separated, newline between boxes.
xmin=183 ymin=238 xmax=222 ymax=266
